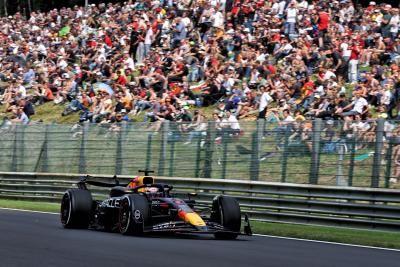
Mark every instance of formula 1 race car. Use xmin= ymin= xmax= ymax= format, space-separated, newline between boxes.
xmin=60 ymin=170 xmax=252 ymax=239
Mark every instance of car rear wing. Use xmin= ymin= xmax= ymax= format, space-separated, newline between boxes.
xmin=77 ymin=175 xmax=126 ymax=190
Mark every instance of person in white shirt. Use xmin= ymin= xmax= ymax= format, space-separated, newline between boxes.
xmin=16 ymin=83 xmax=26 ymax=98
xmin=271 ymin=0 xmax=280 ymax=14
xmin=222 ymin=73 xmax=235 ymax=93
xmin=281 ymin=109 xmax=295 ymax=124
xmin=37 ymin=43 xmax=47 ymax=60
xmin=337 ymin=91 xmax=369 ymax=118
xmin=144 ymin=26 xmax=154 ymax=56
xmin=278 ymin=0 xmax=286 ymax=17
xmin=226 ymin=110 xmax=240 ymax=134
xmin=389 ymin=9 xmax=399 ymax=40
xmin=298 ymin=0 xmax=308 ymax=10
xmin=322 ymin=69 xmax=337 ymax=81
xmin=285 ymin=2 xmax=297 ymax=35
xmin=258 ymin=86 xmax=273 ymax=119
xmin=212 ymin=10 xmax=224 ymax=29
xmin=340 ymin=38 xmax=351 ymax=62
xmin=272 ymin=109 xmax=294 ymax=143
xmin=57 ymin=57 xmax=68 ymax=69
xmin=274 ymin=39 xmax=293 ymax=61
xmin=123 ymin=52 xmax=135 ymax=71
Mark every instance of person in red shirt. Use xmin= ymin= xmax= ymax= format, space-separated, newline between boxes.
xmin=348 ymin=40 xmax=361 ymax=83
xmin=104 ymin=35 xmax=112 ymax=47
xmin=317 ymin=9 xmax=329 ymax=48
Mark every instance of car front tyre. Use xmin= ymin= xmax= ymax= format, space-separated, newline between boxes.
xmin=211 ymin=195 xmax=241 ymax=240
xmin=118 ymin=194 xmax=150 ymax=236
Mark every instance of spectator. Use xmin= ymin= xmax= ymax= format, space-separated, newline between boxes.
xmin=0 ymin=0 xmax=398 ymax=131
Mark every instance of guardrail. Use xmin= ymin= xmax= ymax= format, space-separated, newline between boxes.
xmin=0 ymin=172 xmax=399 ymax=231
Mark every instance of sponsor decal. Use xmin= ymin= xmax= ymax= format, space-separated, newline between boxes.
xmin=134 ymin=210 xmax=141 ymax=220
xmin=101 ymin=198 xmax=121 ymax=208
xmin=153 ymin=222 xmax=176 ymax=230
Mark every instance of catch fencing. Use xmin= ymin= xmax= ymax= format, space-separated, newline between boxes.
xmin=0 ymin=119 xmax=399 ymax=188
xmin=0 ymin=172 xmax=399 ymax=231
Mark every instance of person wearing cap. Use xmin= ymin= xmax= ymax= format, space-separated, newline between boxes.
xmin=118 ymin=109 xmax=130 ymax=122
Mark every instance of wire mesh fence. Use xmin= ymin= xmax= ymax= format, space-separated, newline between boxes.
xmin=0 ymin=118 xmax=399 ymax=188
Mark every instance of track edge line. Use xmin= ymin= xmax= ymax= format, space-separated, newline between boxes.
xmin=0 ymin=207 xmax=58 ymax=215
xmin=253 ymin=234 xmax=400 ymax=252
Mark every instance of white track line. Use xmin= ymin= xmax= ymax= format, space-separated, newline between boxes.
xmin=0 ymin=207 xmax=58 ymax=215
xmin=1 ymin=207 xmax=399 ymax=252
xmin=253 ymin=234 xmax=400 ymax=252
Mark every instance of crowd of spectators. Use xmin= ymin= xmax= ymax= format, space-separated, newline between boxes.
xmin=0 ymin=0 xmax=399 ymax=132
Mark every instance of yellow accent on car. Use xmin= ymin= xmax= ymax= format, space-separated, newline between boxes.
xmin=184 ymin=213 xmax=206 ymax=226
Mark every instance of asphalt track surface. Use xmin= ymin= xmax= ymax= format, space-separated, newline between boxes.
xmin=0 ymin=209 xmax=399 ymax=267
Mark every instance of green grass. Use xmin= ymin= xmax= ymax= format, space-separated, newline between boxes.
xmin=0 ymin=199 xmax=399 ymax=249
xmin=0 ymin=199 xmax=59 ymax=213
xmin=30 ymin=102 xmax=80 ymax=124
xmin=251 ymin=221 xmax=400 ymax=249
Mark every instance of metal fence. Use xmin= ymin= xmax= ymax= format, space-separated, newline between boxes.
xmin=0 ymin=119 xmax=399 ymax=188
xmin=1 ymin=172 xmax=400 ymax=231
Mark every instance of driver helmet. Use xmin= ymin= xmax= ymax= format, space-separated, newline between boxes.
xmin=127 ymin=176 xmax=141 ymax=188
xmin=145 ymin=186 xmax=161 ymax=198
xmin=145 ymin=187 xmax=159 ymax=193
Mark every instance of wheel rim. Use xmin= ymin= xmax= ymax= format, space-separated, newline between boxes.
xmin=119 ymin=199 xmax=131 ymax=233
xmin=60 ymin=193 xmax=71 ymax=225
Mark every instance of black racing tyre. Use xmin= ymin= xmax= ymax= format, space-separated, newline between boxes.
xmin=119 ymin=194 xmax=150 ymax=235
xmin=211 ymin=195 xmax=241 ymax=240
xmin=60 ymin=189 xmax=93 ymax=229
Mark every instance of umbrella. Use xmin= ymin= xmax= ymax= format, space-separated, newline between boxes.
xmin=59 ymin=26 xmax=71 ymax=37
xmin=93 ymin=82 xmax=114 ymax=95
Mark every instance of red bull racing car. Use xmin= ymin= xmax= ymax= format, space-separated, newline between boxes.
xmin=60 ymin=170 xmax=252 ymax=239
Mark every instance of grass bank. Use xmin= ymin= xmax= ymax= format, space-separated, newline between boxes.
xmin=0 ymin=199 xmax=399 ymax=249
xmin=251 ymin=221 xmax=400 ymax=249
xmin=0 ymin=199 xmax=59 ymax=213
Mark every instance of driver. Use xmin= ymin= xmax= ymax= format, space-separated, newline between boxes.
xmin=127 ymin=176 xmax=141 ymax=189
xmin=127 ymin=177 xmax=159 ymax=194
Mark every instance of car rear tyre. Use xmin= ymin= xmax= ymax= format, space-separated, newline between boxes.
xmin=211 ymin=195 xmax=241 ymax=240
xmin=60 ymin=189 xmax=93 ymax=229
xmin=119 ymin=194 xmax=150 ymax=235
